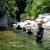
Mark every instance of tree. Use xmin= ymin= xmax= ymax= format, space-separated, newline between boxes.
xmin=16 ymin=0 xmax=27 ymax=21
xmin=0 ymin=0 xmax=6 ymax=16
xmin=25 ymin=0 xmax=50 ymax=19
xmin=0 ymin=0 xmax=18 ymax=19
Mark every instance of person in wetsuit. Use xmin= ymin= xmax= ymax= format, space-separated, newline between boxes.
xmin=16 ymin=25 xmax=22 ymax=30
xmin=27 ymin=28 xmax=32 ymax=36
xmin=23 ymin=27 xmax=26 ymax=32
xmin=36 ymin=22 xmax=44 ymax=41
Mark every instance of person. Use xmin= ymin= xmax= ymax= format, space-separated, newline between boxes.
xmin=23 ymin=27 xmax=26 ymax=32
xmin=36 ymin=22 xmax=44 ymax=42
xmin=16 ymin=25 xmax=22 ymax=30
xmin=27 ymin=28 xmax=32 ymax=36
xmin=22 ymin=27 xmax=27 ymax=36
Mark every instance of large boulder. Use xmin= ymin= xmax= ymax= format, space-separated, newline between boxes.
xmin=0 ymin=15 xmax=8 ymax=28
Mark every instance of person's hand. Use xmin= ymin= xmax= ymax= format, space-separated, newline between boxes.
xmin=37 ymin=35 xmax=41 ymax=37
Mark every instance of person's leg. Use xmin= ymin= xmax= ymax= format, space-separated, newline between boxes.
xmin=36 ymin=36 xmax=40 ymax=41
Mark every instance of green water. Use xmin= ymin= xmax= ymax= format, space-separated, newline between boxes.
xmin=0 ymin=31 xmax=50 ymax=50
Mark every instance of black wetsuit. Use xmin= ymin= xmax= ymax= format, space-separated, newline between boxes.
xmin=27 ymin=31 xmax=32 ymax=35
xmin=16 ymin=26 xmax=22 ymax=30
xmin=36 ymin=27 xmax=44 ymax=41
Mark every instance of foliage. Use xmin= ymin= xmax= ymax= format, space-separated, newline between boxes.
xmin=25 ymin=0 xmax=50 ymax=19
xmin=0 ymin=0 xmax=6 ymax=16
xmin=0 ymin=0 xmax=50 ymax=20
xmin=0 ymin=0 xmax=18 ymax=18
